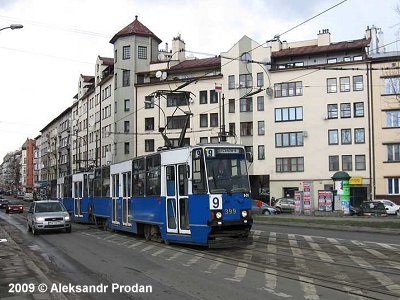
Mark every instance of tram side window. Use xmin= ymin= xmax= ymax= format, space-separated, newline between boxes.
xmin=83 ymin=174 xmax=89 ymax=197
xmin=178 ymin=165 xmax=188 ymax=196
xmin=192 ymin=149 xmax=206 ymax=194
xmin=102 ymin=166 xmax=110 ymax=197
xmin=92 ymin=168 xmax=103 ymax=197
xmin=63 ymin=175 xmax=72 ymax=198
xmin=146 ymin=155 xmax=161 ymax=196
xmin=133 ymin=158 xmax=145 ymax=196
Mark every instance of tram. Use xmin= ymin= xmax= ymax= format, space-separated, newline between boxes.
xmin=57 ymin=143 xmax=253 ymax=247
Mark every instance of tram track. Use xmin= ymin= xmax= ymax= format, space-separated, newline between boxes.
xmin=80 ymin=225 xmax=400 ymax=300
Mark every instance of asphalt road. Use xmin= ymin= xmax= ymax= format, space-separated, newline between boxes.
xmin=1 ymin=200 xmax=400 ymax=300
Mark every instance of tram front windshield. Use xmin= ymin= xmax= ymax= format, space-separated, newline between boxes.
xmin=205 ymin=148 xmax=250 ymax=194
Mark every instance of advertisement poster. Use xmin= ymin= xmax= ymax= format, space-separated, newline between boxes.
xmin=303 ymin=182 xmax=312 ymax=215
xmin=341 ymin=180 xmax=350 ymax=215
xmin=318 ymin=190 xmax=333 ymax=212
xmin=294 ymin=191 xmax=302 ymax=215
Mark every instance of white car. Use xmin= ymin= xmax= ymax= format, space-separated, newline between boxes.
xmin=376 ymin=199 xmax=400 ymax=216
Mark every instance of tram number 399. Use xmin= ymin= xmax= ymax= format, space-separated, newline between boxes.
xmin=224 ymin=208 xmax=236 ymax=214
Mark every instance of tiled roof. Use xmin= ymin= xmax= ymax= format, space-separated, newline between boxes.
xmin=110 ymin=16 xmax=162 ymax=44
xmin=170 ymin=57 xmax=221 ymax=71
xmin=99 ymin=56 xmax=114 ymax=65
xmin=271 ymin=38 xmax=370 ymax=58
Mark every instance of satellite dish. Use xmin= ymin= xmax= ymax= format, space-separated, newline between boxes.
xmin=161 ymin=71 xmax=168 ymax=80
xmin=156 ymin=71 xmax=162 ymax=78
xmin=158 ymin=53 xmax=165 ymax=61
xmin=266 ymin=87 xmax=273 ymax=97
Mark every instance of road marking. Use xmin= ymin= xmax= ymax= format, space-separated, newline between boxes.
xmin=166 ymin=251 xmax=184 ymax=261
xmin=252 ymin=230 xmax=262 ymax=240
xmin=335 ymin=245 xmax=352 ymax=255
xmin=182 ymin=253 xmax=205 ymax=267
xmin=128 ymin=241 xmax=143 ymax=248
xmin=225 ymin=262 xmax=248 ymax=282
xmin=351 ymin=240 xmax=365 ymax=247
xmin=375 ymin=243 xmax=398 ymax=251
xmin=152 ymin=249 xmax=166 ymax=256
xmin=204 ymin=257 xmax=225 ymax=274
xmin=305 ymin=238 xmax=334 ymax=263
xmin=365 ymin=248 xmax=400 ymax=270
xmin=141 ymin=245 xmax=155 ymax=252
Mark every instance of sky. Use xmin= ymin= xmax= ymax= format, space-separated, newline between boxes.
xmin=0 ymin=0 xmax=399 ymax=163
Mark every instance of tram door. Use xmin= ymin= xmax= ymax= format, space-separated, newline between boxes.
xmin=165 ymin=164 xmax=190 ymax=235
xmin=72 ymin=174 xmax=83 ymax=217
xmin=111 ymin=174 xmax=119 ymax=224
xmin=121 ymin=172 xmax=131 ymax=226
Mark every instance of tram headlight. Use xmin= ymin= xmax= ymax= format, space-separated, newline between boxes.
xmin=215 ymin=211 xmax=222 ymax=219
xmin=241 ymin=210 xmax=248 ymax=218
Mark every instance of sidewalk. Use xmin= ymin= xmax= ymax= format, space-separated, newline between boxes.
xmin=0 ymin=220 xmax=57 ymax=300
xmin=254 ymin=213 xmax=400 ymax=234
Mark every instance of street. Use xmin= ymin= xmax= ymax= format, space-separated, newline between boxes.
xmin=1 ymin=199 xmax=400 ymax=300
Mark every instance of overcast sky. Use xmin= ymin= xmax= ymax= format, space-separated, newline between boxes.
xmin=0 ymin=0 xmax=399 ymax=163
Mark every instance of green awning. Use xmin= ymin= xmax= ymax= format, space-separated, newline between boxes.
xmin=331 ymin=171 xmax=350 ymax=181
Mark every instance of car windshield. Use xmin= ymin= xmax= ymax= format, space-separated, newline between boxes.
xmin=35 ymin=202 xmax=65 ymax=213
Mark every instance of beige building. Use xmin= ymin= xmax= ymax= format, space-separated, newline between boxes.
xmin=370 ymin=53 xmax=400 ymax=202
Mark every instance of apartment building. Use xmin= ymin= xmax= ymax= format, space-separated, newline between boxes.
xmin=20 ymin=138 xmax=36 ymax=192
xmin=370 ymin=52 xmax=400 ymax=202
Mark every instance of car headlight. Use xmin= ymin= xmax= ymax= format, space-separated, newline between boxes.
xmin=35 ymin=217 xmax=45 ymax=222
xmin=215 ymin=211 xmax=222 ymax=219
xmin=64 ymin=215 xmax=70 ymax=221
xmin=241 ymin=210 xmax=248 ymax=218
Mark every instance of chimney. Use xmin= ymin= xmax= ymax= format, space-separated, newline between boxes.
xmin=317 ymin=29 xmax=331 ymax=46
xmin=172 ymin=34 xmax=185 ymax=62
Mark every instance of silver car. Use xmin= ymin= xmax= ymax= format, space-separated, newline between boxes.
xmin=27 ymin=200 xmax=71 ymax=235
xmin=252 ymin=200 xmax=276 ymax=215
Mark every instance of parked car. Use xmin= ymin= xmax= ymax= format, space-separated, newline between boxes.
xmin=350 ymin=205 xmax=361 ymax=216
xmin=0 ymin=199 xmax=10 ymax=209
xmin=16 ymin=191 xmax=25 ymax=199
xmin=252 ymin=200 xmax=276 ymax=215
xmin=27 ymin=200 xmax=71 ymax=235
xmin=6 ymin=202 xmax=24 ymax=214
xmin=23 ymin=192 xmax=34 ymax=201
xmin=359 ymin=201 xmax=387 ymax=217
xmin=375 ymin=199 xmax=400 ymax=216
xmin=273 ymin=197 xmax=296 ymax=213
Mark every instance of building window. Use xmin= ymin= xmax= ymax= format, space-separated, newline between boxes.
xmin=145 ymin=139 xmax=154 ymax=152
xmin=276 ymin=157 xmax=304 ymax=173
xmin=386 ymin=110 xmax=400 ymax=127
xmin=240 ymin=122 xmax=253 ymax=136
xmin=210 ymin=137 xmax=219 ymax=144
xmin=229 ymin=123 xmax=235 ymax=136
xmin=342 ymin=155 xmax=352 ymax=171
xmin=228 ymin=75 xmax=235 ymax=90
xmin=329 ymin=155 xmax=339 ymax=171
xmin=229 ymin=99 xmax=235 ymax=113
xmin=340 ymin=77 xmax=350 ymax=92
xmin=327 ymin=78 xmax=337 ymax=93
xmin=274 ymin=81 xmax=302 ymax=97
xmin=328 ymin=129 xmax=338 ymax=145
xmin=387 ymin=144 xmax=400 ymax=161
xmin=327 ymin=58 xmax=337 ymax=64
xmin=276 ymin=132 xmax=304 ymax=147
xmin=355 ymin=155 xmax=366 ymax=170
xmin=327 ymin=104 xmax=338 ymax=119
xmin=145 ymin=118 xmax=154 ymax=131
xmin=167 ymin=116 xmax=190 ymax=129
xmin=200 ymin=137 xmax=208 ymax=144
xmin=353 ymin=55 xmax=363 ymax=61
xmin=388 ymin=178 xmax=400 ymax=194
xmin=257 ymin=73 xmax=264 ymax=87
xmin=199 ymin=90 xmax=207 ymax=104
xmin=114 ymin=73 xmax=118 ymax=89
xmin=384 ymin=77 xmax=400 ymax=94
xmin=353 ymin=75 xmax=363 ymax=91
xmin=239 ymin=74 xmax=252 ymax=88
xmin=199 ymin=114 xmax=208 ymax=127
xmin=240 ymin=98 xmax=252 ymax=112
xmin=114 ymin=49 xmax=117 ymax=63
xmin=145 ymin=96 xmax=154 ymax=108
xmin=354 ymin=128 xmax=365 ymax=144
xmin=257 ymin=96 xmax=264 ymax=111
xmin=258 ymin=145 xmax=265 ymax=160
xmin=124 ymin=142 xmax=129 ymax=155
xmin=210 ymin=90 xmax=218 ymax=103
xmin=122 ymin=46 xmax=131 ymax=59
xmin=124 ymin=99 xmax=130 ymax=111
xmin=341 ymin=129 xmax=352 ymax=144
xmin=258 ymin=121 xmax=265 ymax=135
xmin=124 ymin=121 xmax=130 ymax=133
xmin=275 ymin=107 xmax=303 ymax=122
xmin=138 ymin=46 xmax=147 ymax=59
xmin=354 ymin=102 xmax=364 ymax=117
xmin=343 ymin=57 xmax=351 ymax=62
xmin=122 ymin=70 xmax=130 ymax=87
xmin=210 ymin=113 xmax=218 ymax=127
xmin=340 ymin=103 xmax=351 ymax=118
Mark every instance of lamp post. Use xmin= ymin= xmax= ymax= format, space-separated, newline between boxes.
xmin=0 ymin=24 xmax=23 ymax=31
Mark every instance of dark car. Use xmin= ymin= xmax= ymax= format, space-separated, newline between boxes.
xmin=359 ymin=201 xmax=387 ymax=217
xmin=273 ymin=197 xmax=296 ymax=213
xmin=350 ymin=206 xmax=361 ymax=216
xmin=6 ymin=202 xmax=24 ymax=214
xmin=0 ymin=199 xmax=10 ymax=209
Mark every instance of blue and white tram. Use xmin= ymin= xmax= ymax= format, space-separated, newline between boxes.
xmin=62 ymin=144 xmax=253 ymax=247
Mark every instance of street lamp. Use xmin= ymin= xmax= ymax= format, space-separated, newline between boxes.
xmin=0 ymin=24 xmax=23 ymax=31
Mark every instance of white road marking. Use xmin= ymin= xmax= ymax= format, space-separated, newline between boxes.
xmin=182 ymin=253 xmax=205 ymax=267
xmin=204 ymin=257 xmax=225 ymax=274
xmin=127 ymin=241 xmax=143 ymax=248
